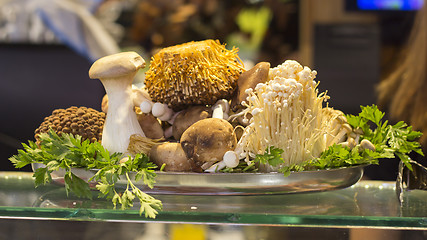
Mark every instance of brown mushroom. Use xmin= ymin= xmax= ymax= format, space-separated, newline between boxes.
xmin=180 ymin=118 xmax=237 ymax=172
xmin=149 ymin=142 xmax=192 ymax=172
xmin=231 ymin=62 xmax=270 ymax=111
xmin=172 ymin=106 xmax=212 ymax=140
xmin=135 ymin=108 xmax=164 ymax=139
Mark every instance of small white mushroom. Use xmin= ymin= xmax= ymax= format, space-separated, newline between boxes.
xmin=89 ymin=51 xmax=146 ymax=154
xmin=152 ymin=102 xmax=174 ymax=122
xmin=212 ymin=99 xmax=230 ymax=119
xmin=140 ymin=100 xmax=153 ymax=113
xmin=360 ymin=139 xmax=376 ymax=151
xmin=205 ymin=150 xmax=240 ymax=172
xmin=338 ymin=137 xmax=356 ymax=149
xmin=158 ymin=108 xmax=174 ymax=122
xmin=329 ymin=123 xmax=352 ymax=146
xmin=223 ymin=150 xmax=240 ymax=168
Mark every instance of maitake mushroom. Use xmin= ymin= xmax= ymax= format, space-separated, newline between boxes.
xmin=144 ymin=39 xmax=245 ymax=110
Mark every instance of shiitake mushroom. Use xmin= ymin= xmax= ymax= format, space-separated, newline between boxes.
xmin=180 ymin=118 xmax=237 ymax=172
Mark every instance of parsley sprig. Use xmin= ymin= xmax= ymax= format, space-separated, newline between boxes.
xmin=346 ymin=105 xmax=423 ymax=170
xmin=9 ymin=130 xmax=162 ymax=218
xmin=255 ymin=105 xmax=424 ymax=175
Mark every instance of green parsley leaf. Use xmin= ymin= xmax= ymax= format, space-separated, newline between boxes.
xmin=33 ymin=167 xmax=52 ymax=186
xmin=9 ymin=129 xmax=162 ymax=218
xmin=347 ymin=105 xmax=423 ymax=168
xmin=255 ymin=146 xmax=284 ymax=167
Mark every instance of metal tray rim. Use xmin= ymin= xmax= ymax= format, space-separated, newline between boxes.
xmin=32 ymin=163 xmax=366 ymax=195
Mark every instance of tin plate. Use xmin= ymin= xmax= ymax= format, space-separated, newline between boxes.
xmin=32 ymin=163 xmax=365 ymax=195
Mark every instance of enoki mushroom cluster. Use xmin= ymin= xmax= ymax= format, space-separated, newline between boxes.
xmin=236 ymin=60 xmax=344 ymax=171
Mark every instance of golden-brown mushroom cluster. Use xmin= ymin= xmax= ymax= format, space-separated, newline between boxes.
xmin=145 ymin=39 xmax=245 ymax=110
xmin=35 ymin=106 xmax=105 ymax=143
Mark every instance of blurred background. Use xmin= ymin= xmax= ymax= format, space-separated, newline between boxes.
xmin=0 ymin=0 xmax=425 ymax=180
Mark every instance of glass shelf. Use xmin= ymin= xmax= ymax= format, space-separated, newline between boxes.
xmin=0 ymin=171 xmax=426 ymax=230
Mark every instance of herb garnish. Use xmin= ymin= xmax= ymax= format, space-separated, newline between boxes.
xmin=9 ymin=130 xmax=162 ymax=218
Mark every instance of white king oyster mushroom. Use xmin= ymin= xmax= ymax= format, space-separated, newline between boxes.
xmin=89 ymin=51 xmax=146 ymax=154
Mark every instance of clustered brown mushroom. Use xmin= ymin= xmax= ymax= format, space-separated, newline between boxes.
xmin=35 ymin=106 xmax=105 ymax=143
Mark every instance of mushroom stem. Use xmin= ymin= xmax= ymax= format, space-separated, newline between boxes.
xmin=212 ymin=99 xmax=230 ymax=119
xmin=205 ymin=161 xmax=226 ymax=173
xmin=164 ymin=126 xmax=173 ymax=139
xmin=329 ymin=123 xmax=352 ymax=146
xmin=102 ymin=79 xmax=146 ymax=153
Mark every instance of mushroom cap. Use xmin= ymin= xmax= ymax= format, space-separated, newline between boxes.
xmin=172 ymin=106 xmax=212 ymax=140
xmin=145 ymin=39 xmax=245 ymax=110
xmin=231 ymin=62 xmax=270 ymax=110
xmin=89 ymin=51 xmax=145 ymax=79
xmin=150 ymin=142 xmax=192 ymax=172
xmin=180 ymin=118 xmax=237 ymax=172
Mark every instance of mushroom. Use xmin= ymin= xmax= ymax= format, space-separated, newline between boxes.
xmin=212 ymin=99 xmax=230 ymax=119
xmin=144 ymin=40 xmax=245 ymax=110
xmin=180 ymin=118 xmax=237 ymax=172
xmin=149 ymin=142 xmax=192 ymax=172
xmin=205 ymin=150 xmax=240 ymax=172
xmin=139 ymin=100 xmax=153 ymax=114
xmin=360 ymin=139 xmax=376 ymax=152
xmin=151 ymin=102 xmax=174 ymax=122
xmin=89 ymin=51 xmax=146 ymax=154
xmin=231 ymin=62 xmax=270 ymax=111
xmin=172 ymin=106 xmax=212 ymax=140
xmin=131 ymin=86 xmax=151 ymax=107
xmin=101 ymin=87 xmax=151 ymax=113
xmin=34 ymin=106 xmax=105 ymax=144
xmin=328 ymin=123 xmax=352 ymax=146
xmin=135 ymin=109 xmax=164 ymax=139
xmin=139 ymin=100 xmax=175 ymax=122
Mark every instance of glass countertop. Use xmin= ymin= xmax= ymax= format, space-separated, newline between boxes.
xmin=0 ymin=171 xmax=426 ymax=229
